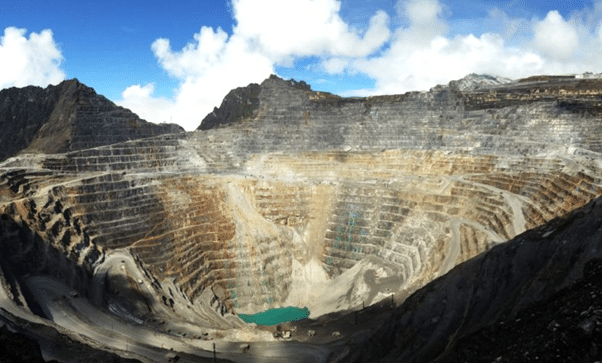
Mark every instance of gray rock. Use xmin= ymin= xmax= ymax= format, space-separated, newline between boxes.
xmin=0 ymin=79 xmax=184 ymax=162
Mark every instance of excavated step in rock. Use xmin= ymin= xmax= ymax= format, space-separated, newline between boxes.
xmin=1 ymin=73 xmax=602 ymax=362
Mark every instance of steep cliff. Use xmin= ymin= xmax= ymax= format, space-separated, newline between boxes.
xmin=345 ymin=196 xmax=602 ymax=362
xmin=439 ymin=256 xmax=602 ymax=362
xmin=197 ymin=75 xmax=311 ymax=131
xmin=0 ymin=79 xmax=184 ymax=162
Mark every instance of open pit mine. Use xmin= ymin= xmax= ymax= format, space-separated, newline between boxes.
xmin=1 ymin=73 xmax=602 ymax=362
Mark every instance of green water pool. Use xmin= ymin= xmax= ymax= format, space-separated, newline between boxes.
xmin=238 ymin=306 xmax=310 ymax=325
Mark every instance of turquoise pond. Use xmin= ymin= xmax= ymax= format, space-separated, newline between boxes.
xmin=238 ymin=306 xmax=310 ymax=325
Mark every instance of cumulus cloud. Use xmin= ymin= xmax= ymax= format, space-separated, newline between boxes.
xmin=344 ymin=0 xmax=546 ymax=94
xmin=119 ymin=0 xmax=602 ymax=130
xmin=119 ymin=26 xmax=275 ymax=131
xmin=339 ymin=0 xmax=602 ymax=96
xmin=524 ymin=4 xmax=602 ymax=76
xmin=350 ymin=30 xmax=545 ymax=95
xmin=233 ymin=0 xmax=390 ymax=61
xmin=399 ymin=0 xmax=447 ymax=34
xmin=487 ymin=7 xmax=531 ymax=40
xmin=0 ymin=27 xmax=65 ymax=89
xmin=120 ymin=83 xmax=176 ymax=125
xmin=118 ymin=0 xmax=390 ymax=131
xmin=533 ymin=11 xmax=579 ymax=59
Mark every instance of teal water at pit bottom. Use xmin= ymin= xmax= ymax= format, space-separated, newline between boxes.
xmin=238 ymin=306 xmax=310 ymax=326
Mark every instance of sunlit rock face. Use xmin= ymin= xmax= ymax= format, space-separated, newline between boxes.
xmin=1 ymin=74 xmax=602 ymax=361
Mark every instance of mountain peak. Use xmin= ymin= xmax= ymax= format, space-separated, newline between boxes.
xmin=447 ymin=73 xmax=513 ymax=91
xmin=0 ymin=80 xmax=184 ymax=161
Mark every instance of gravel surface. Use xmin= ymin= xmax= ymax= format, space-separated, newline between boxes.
xmin=438 ymin=258 xmax=602 ymax=362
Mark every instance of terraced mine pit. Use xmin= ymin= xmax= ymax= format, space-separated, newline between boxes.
xmin=1 ymin=74 xmax=602 ymax=362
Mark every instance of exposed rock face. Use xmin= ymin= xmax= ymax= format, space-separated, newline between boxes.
xmin=447 ymin=73 xmax=512 ymax=91
xmin=0 ymin=79 xmax=184 ymax=162
xmin=1 ymin=74 xmax=602 ymax=361
xmin=346 ymin=197 xmax=602 ymax=362
xmin=439 ymin=256 xmax=602 ymax=362
xmin=198 ymin=75 xmax=311 ymax=131
xmin=0 ymin=319 xmax=141 ymax=363
xmin=0 ymin=324 xmax=50 ymax=363
xmin=197 ymin=82 xmax=261 ymax=131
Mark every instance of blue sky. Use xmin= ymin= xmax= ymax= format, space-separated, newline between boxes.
xmin=2 ymin=0 xmax=602 ymax=130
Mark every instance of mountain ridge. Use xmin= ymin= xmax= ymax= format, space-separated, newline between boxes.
xmin=0 ymin=79 xmax=184 ymax=162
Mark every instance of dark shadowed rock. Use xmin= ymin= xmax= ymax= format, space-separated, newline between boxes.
xmin=0 ymin=324 xmax=50 ymax=363
xmin=0 ymin=316 xmax=142 ymax=363
xmin=197 ymin=82 xmax=261 ymax=131
xmin=437 ymin=257 xmax=602 ymax=362
xmin=345 ymin=197 xmax=602 ymax=362
xmin=197 ymin=74 xmax=312 ymax=130
xmin=0 ymin=80 xmax=184 ymax=162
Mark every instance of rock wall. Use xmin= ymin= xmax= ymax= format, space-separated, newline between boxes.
xmin=0 ymin=79 xmax=184 ymax=162
xmin=346 ymin=196 xmax=602 ymax=362
xmin=1 ymin=74 xmax=602 ymax=360
xmin=2 ymin=75 xmax=602 ymax=314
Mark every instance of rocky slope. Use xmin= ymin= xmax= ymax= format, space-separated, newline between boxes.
xmin=439 ymin=256 xmax=602 ymax=362
xmin=1 ymin=74 xmax=602 ymax=362
xmin=198 ymin=76 xmax=311 ymax=131
xmin=0 ymin=79 xmax=183 ymax=162
xmin=0 ymin=324 xmax=51 ymax=363
xmin=344 ymin=196 xmax=602 ymax=362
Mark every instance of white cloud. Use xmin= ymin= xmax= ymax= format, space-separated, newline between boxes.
xmin=0 ymin=27 xmax=65 ymax=89
xmin=119 ymin=25 xmax=275 ymax=131
xmin=339 ymin=0 xmax=602 ymax=96
xmin=118 ymin=28 xmax=272 ymax=130
xmin=151 ymin=27 xmax=231 ymax=79
xmin=120 ymin=83 xmax=176 ymax=125
xmin=525 ymin=4 xmax=602 ymax=76
xmin=347 ymin=0 xmax=547 ymax=94
xmin=533 ymin=11 xmax=579 ymax=59
xmin=119 ymin=0 xmax=602 ymax=131
xmin=487 ymin=7 xmax=531 ymax=40
xmin=322 ymin=57 xmax=350 ymax=74
xmin=401 ymin=0 xmax=445 ymax=29
xmin=118 ymin=0 xmax=390 ymax=131
xmin=232 ymin=0 xmax=390 ymax=61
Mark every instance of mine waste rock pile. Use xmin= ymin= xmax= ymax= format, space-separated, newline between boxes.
xmin=1 ymin=73 xmax=602 ymax=362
